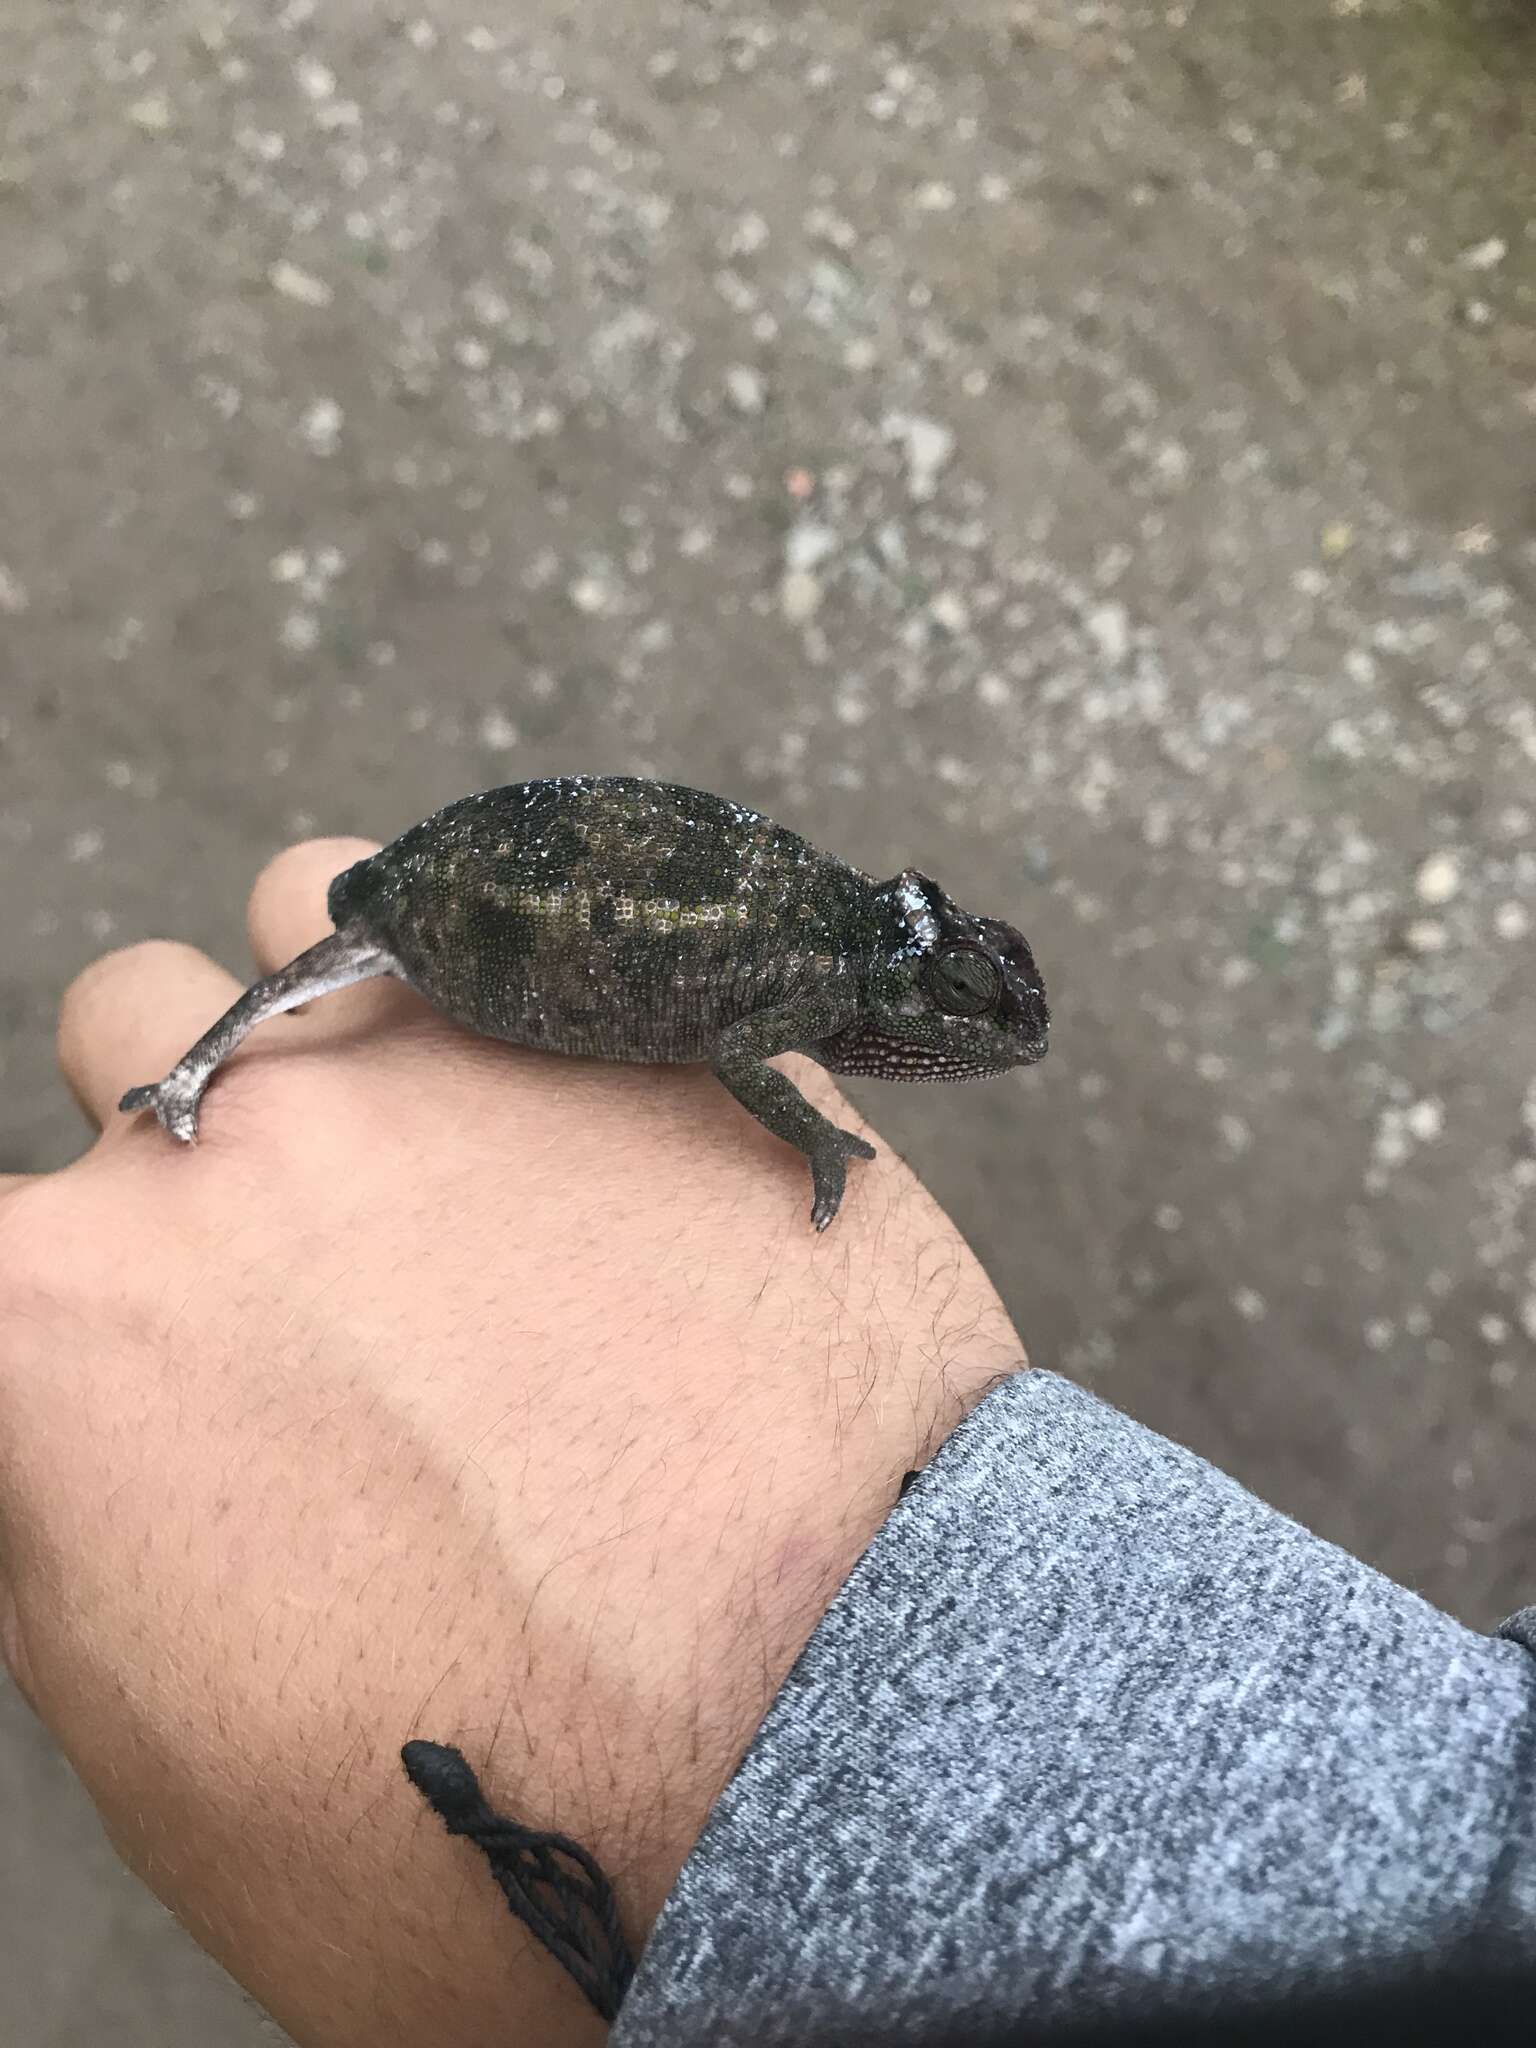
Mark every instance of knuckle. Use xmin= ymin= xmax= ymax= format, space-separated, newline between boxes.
xmin=0 ymin=1177 xmax=66 ymax=1308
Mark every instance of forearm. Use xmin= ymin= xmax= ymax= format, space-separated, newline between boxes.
xmin=614 ymin=1370 xmax=1536 ymax=2044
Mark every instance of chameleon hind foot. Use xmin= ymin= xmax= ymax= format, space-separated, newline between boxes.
xmin=119 ymin=928 xmax=395 ymax=1145
xmin=119 ymin=1071 xmax=205 ymax=1145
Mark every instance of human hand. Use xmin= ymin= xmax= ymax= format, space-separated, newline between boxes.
xmin=0 ymin=837 xmax=1027 ymax=2046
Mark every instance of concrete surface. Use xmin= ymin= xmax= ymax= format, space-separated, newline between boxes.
xmin=2 ymin=0 xmax=1534 ymax=2038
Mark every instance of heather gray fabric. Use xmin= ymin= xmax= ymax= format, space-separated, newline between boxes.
xmin=612 ymin=1369 xmax=1536 ymax=2045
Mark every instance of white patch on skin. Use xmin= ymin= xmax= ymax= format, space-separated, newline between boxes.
xmin=895 ymin=873 xmax=941 ymax=952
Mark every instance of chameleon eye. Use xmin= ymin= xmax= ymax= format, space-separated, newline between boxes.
xmin=925 ymin=944 xmax=1001 ymax=1017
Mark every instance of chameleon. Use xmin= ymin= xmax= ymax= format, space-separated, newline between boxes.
xmin=119 ymin=775 xmax=1051 ymax=1229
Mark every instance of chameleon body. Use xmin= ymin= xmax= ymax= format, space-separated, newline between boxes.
xmin=120 ymin=776 xmax=1050 ymax=1229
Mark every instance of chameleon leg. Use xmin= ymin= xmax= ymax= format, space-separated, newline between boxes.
xmin=713 ymin=1005 xmax=877 ymax=1231
xmin=118 ymin=927 xmax=397 ymax=1144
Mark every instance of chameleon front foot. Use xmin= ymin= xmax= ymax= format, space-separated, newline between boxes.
xmin=810 ymin=1130 xmax=878 ymax=1232
xmin=119 ymin=1071 xmax=204 ymax=1145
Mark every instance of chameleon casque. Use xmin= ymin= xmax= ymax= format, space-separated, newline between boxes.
xmin=120 ymin=776 xmax=1051 ymax=1229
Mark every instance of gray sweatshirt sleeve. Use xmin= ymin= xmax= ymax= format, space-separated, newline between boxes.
xmin=611 ymin=1368 xmax=1536 ymax=2045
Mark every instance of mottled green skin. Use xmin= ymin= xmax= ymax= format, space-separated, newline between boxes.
xmin=327 ymin=777 xmax=876 ymax=1063
xmin=121 ymin=776 xmax=1049 ymax=1229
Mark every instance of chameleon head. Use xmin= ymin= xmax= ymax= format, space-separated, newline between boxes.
xmin=812 ymin=870 xmax=1050 ymax=1083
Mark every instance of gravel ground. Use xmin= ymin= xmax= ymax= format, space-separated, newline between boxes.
xmin=2 ymin=1 xmax=1535 ymax=2039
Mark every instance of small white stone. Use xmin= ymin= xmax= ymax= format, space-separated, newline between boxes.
xmin=479 ymin=709 xmax=519 ymax=750
xmin=0 ymin=563 xmax=29 ymax=614
xmin=1373 ymin=1109 xmax=1410 ymax=1168
xmin=1325 ymin=718 xmax=1365 ymax=759
xmin=885 ymin=413 xmax=955 ymax=501
xmin=1480 ymin=1314 xmax=1509 ymax=1345
xmin=296 ymin=56 xmax=336 ymax=101
xmin=1414 ymin=852 xmax=1460 ymax=906
xmin=1460 ymin=236 xmax=1507 ymax=271
xmin=780 ymin=570 xmax=823 ymax=623
xmin=280 ymin=611 xmax=320 ymax=653
xmin=1232 ymin=1287 xmax=1267 ymax=1322
xmin=568 ymin=573 xmax=614 ymax=615
xmin=270 ymin=260 xmax=334 ymax=307
xmin=725 ymin=364 xmax=767 ymax=414
xmin=729 ymin=211 xmax=770 ymax=255
xmin=929 ymin=590 xmax=970 ymax=635
xmin=913 ymin=180 xmax=957 ymax=211
xmin=785 ymin=522 xmax=837 ymax=574
xmin=270 ymin=549 xmax=308 ymax=583
xmin=1522 ymin=1296 xmax=1536 ymax=1345
xmin=105 ymin=615 xmax=145 ymax=661
xmin=128 ymin=96 xmax=173 ymax=133
xmin=68 ymin=829 xmax=104 ymax=862
xmin=300 ymin=397 xmax=343 ymax=454
xmin=1344 ymin=648 xmax=1377 ymax=684
xmin=1405 ymin=1097 xmax=1444 ymax=1143
xmin=239 ymin=127 xmax=287 ymax=162
xmin=1494 ymin=900 xmax=1530 ymax=941
xmin=633 ymin=618 xmax=673 ymax=654
xmin=467 ymin=282 xmax=512 ymax=327
xmin=1404 ymin=919 xmax=1447 ymax=954
xmin=1154 ymin=1203 xmax=1183 ymax=1232
xmin=1086 ymin=602 xmax=1130 ymax=664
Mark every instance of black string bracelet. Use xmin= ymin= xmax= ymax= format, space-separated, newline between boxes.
xmin=401 ymin=1739 xmax=636 ymax=2024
